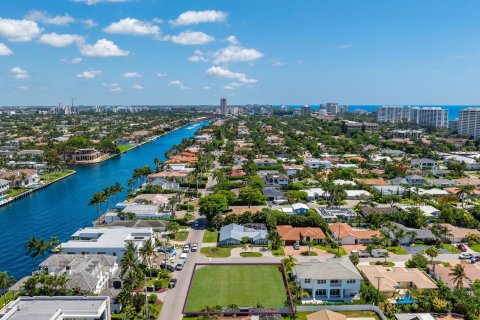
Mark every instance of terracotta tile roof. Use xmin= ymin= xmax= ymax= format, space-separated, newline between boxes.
xmin=276 ymin=225 xmax=326 ymax=241
xmin=358 ymin=178 xmax=389 ymax=186
xmin=329 ymin=222 xmax=380 ymax=240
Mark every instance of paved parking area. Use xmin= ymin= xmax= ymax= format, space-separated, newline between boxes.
xmin=343 ymin=244 xmax=367 ymax=254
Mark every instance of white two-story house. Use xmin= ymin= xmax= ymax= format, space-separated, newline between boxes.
xmin=292 ymin=257 xmax=362 ymax=302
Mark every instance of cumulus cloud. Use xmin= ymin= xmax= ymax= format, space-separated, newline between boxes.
xmin=188 ymin=50 xmax=207 ymax=62
xmin=103 ymin=18 xmax=160 ymax=36
xmin=226 ymin=35 xmax=239 ymax=45
xmin=61 ymin=57 xmax=83 ymax=64
xmin=203 ymin=86 xmax=211 ymax=90
xmin=205 ymin=66 xmax=257 ymax=83
xmin=73 ymin=0 xmax=129 ymax=5
xmin=25 ymin=10 xmax=74 ymax=26
xmin=168 ymin=31 xmax=214 ymax=45
xmin=169 ymin=80 xmax=188 ymax=90
xmin=0 ymin=18 xmax=41 ymax=42
xmin=156 ymin=73 xmax=167 ymax=77
xmin=39 ymin=33 xmax=84 ymax=47
xmin=102 ymin=82 xmax=121 ymax=91
xmin=212 ymin=45 xmax=263 ymax=64
xmin=77 ymin=69 xmax=102 ymax=78
xmin=80 ymin=39 xmax=129 ymax=57
xmin=170 ymin=10 xmax=227 ymax=26
xmin=131 ymin=84 xmax=143 ymax=90
xmin=82 ymin=19 xmax=97 ymax=28
xmin=223 ymin=82 xmax=243 ymax=90
xmin=11 ymin=67 xmax=30 ymax=79
xmin=122 ymin=72 xmax=141 ymax=78
xmin=0 ymin=43 xmax=13 ymax=56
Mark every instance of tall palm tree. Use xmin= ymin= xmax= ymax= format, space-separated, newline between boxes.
xmin=139 ymin=239 xmax=156 ymax=269
xmin=425 ymin=246 xmax=440 ymax=275
xmin=88 ymin=191 xmax=107 ymax=217
xmin=0 ymin=272 xmax=15 ymax=306
xmin=281 ymin=255 xmax=298 ymax=274
xmin=458 ymin=185 xmax=475 ymax=207
xmin=449 ymin=264 xmax=468 ymax=288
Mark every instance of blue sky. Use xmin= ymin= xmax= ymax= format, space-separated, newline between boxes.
xmin=0 ymin=0 xmax=480 ymax=106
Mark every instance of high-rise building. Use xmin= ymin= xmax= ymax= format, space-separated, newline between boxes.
xmin=321 ymin=102 xmax=348 ymax=115
xmin=377 ymin=106 xmax=448 ymax=128
xmin=459 ymin=108 xmax=480 ymax=138
xmin=301 ymin=105 xmax=311 ymax=116
xmin=220 ymin=98 xmax=228 ymax=116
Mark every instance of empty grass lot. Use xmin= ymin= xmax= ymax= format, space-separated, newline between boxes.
xmin=184 ymin=265 xmax=288 ymax=312
xmin=202 ymin=230 xmax=219 ymax=243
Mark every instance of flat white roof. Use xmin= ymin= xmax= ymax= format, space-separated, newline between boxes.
xmin=62 ymin=227 xmax=152 ymax=249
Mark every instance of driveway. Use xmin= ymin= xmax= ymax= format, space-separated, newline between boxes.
xmin=283 ymin=245 xmax=333 ymax=257
xmin=230 ymin=246 xmax=274 ymax=257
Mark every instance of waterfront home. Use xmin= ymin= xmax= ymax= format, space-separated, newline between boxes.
xmin=219 ymin=223 xmax=268 ymax=246
xmin=194 ymin=134 xmax=212 ymax=143
xmin=0 ymin=296 xmax=111 ymax=320
xmin=276 ymin=225 xmax=326 ymax=245
xmin=61 ymin=148 xmax=103 ymax=162
xmin=130 ymin=193 xmax=174 ymax=206
xmin=106 ymin=204 xmax=170 ymax=222
xmin=329 ymin=222 xmax=381 ymax=245
xmin=315 ymin=208 xmax=357 ymax=221
xmin=147 ymin=170 xmax=189 ymax=182
xmin=39 ymin=254 xmax=118 ymax=294
xmin=292 ymin=257 xmax=362 ymax=302
xmin=383 ymin=222 xmax=436 ymax=245
xmin=60 ymin=227 xmax=153 ymax=262
xmin=147 ymin=177 xmax=181 ymax=190
xmin=0 ymin=179 xmax=9 ymax=196
xmin=358 ymin=265 xmax=437 ymax=296
xmin=0 ymin=169 xmax=39 ymax=187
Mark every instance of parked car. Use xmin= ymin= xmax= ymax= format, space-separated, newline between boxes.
xmin=175 ymin=260 xmax=185 ymax=270
xmin=351 ymin=250 xmax=370 ymax=258
xmin=474 ymin=255 xmax=480 ymax=262
xmin=459 ymin=253 xmax=473 ymax=259
xmin=273 ymin=198 xmax=288 ymax=204
xmin=183 ymin=244 xmax=190 ymax=253
xmin=293 ymin=243 xmax=300 ymax=250
xmin=457 ymin=244 xmax=467 ymax=252
xmin=191 ymin=243 xmax=198 ymax=251
xmin=168 ymin=278 xmax=177 ymax=288
xmin=159 ymin=263 xmax=175 ymax=272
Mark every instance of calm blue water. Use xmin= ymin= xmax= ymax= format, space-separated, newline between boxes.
xmin=279 ymin=105 xmax=480 ymax=120
xmin=0 ymin=122 xmax=207 ymax=280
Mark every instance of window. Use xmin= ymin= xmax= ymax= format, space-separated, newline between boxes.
xmin=317 ymin=280 xmax=326 ymax=284
xmin=304 ymin=279 xmax=311 ymax=284
xmin=347 ymin=280 xmax=356 ymax=284
xmin=315 ymin=289 xmax=327 ymax=296
xmin=330 ymin=289 xmax=341 ymax=297
xmin=330 ymin=280 xmax=340 ymax=284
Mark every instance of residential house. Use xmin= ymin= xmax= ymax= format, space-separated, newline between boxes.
xmin=104 ymin=204 xmax=169 ymax=223
xmin=276 ymin=225 xmax=326 ymax=245
xmin=426 ymin=179 xmax=457 ymax=188
xmin=292 ymin=203 xmax=309 ymax=215
xmin=265 ymin=173 xmax=289 ymax=186
xmin=306 ymin=310 xmax=347 ymax=320
xmin=373 ymin=185 xmax=405 ymax=196
xmin=148 ymin=177 xmax=181 ymax=190
xmin=315 ymin=208 xmax=357 ymax=221
xmin=397 ymin=205 xmax=441 ymax=218
xmin=306 ymin=158 xmax=332 ymax=169
xmin=283 ymin=164 xmax=304 ymax=176
xmin=345 ymin=190 xmax=371 ymax=200
xmin=292 ymin=257 xmax=362 ymax=302
xmin=439 ymin=223 xmax=480 ymax=243
xmin=39 ymin=254 xmax=118 ymax=294
xmin=0 ymin=169 xmax=39 ymax=187
xmin=60 ymin=227 xmax=153 ymax=262
xmin=263 ymin=187 xmax=286 ymax=202
xmin=253 ymin=158 xmax=278 ymax=167
xmin=410 ymin=158 xmax=438 ymax=169
xmin=391 ymin=175 xmax=425 ymax=187
xmin=358 ymin=265 xmax=437 ymax=295
xmin=0 ymin=296 xmax=111 ymax=320
xmin=417 ymin=188 xmax=449 ymax=197
xmin=384 ymin=222 xmax=436 ymax=245
xmin=219 ymin=223 xmax=268 ymax=245
xmin=0 ymin=179 xmax=9 ymax=196
xmin=359 ymin=206 xmax=400 ymax=218
xmin=381 ymin=149 xmax=405 ymax=157
xmin=329 ymin=222 xmax=381 ymax=245
xmin=429 ymin=263 xmax=480 ymax=290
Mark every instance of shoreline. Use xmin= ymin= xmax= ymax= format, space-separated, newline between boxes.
xmin=0 ymin=170 xmax=76 ymax=208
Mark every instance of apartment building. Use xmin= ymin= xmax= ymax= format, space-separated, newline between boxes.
xmin=458 ymin=108 xmax=480 ymax=138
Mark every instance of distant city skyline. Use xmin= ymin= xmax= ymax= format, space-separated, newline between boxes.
xmin=1 ymin=0 xmax=480 ymax=105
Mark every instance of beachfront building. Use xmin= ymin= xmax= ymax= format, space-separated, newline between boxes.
xmin=459 ymin=108 xmax=480 ymax=138
xmin=60 ymin=227 xmax=153 ymax=262
xmin=61 ymin=148 xmax=103 ymax=162
xmin=377 ymin=106 xmax=448 ymax=128
xmin=0 ymin=179 xmax=9 ymax=196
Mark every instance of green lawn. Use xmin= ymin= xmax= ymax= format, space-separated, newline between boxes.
xmin=272 ymin=247 xmax=285 ymax=256
xmin=118 ymin=145 xmax=134 ymax=153
xmin=112 ymin=301 xmax=162 ymax=319
xmin=184 ymin=265 xmax=288 ymax=312
xmin=6 ymin=188 xmax=29 ymax=198
xmin=441 ymin=243 xmax=462 ymax=253
xmin=386 ymin=246 xmax=408 ymax=255
xmin=174 ymin=231 xmax=189 ymax=241
xmin=199 ymin=246 xmax=232 ymax=258
xmin=202 ymin=230 xmax=219 ymax=243
xmin=0 ymin=291 xmax=14 ymax=307
xmin=40 ymin=170 xmax=75 ymax=183
xmin=240 ymin=252 xmax=262 ymax=257
xmin=315 ymin=244 xmax=347 ymax=256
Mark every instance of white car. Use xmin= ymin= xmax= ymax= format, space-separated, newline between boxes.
xmin=191 ymin=243 xmax=199 ymax=251
xmin=459 ymin=253 xmax=473 ymax=260
xmin=182 ymin=244 xmax=190 ymax=253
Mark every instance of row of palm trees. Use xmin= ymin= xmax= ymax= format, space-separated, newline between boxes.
xmin=88 ymin=182 xmax=123 ymax=217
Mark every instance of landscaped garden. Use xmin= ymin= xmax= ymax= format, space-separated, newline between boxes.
xmin=40 ymin=170 xmax=75 ymax=183
xmin=184 ymin=264 xmax=290 ymax=313
xmin=199 ymin=246 xmax=232 ymax=258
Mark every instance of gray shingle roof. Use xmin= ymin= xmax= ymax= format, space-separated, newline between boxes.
xmin=293 ymin=257 xmax=362 ymax=280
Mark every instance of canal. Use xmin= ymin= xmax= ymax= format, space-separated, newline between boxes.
xmin=0 ymin=122 xmax=207 ymax=280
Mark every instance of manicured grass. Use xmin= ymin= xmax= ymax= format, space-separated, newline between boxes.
xmin=300 ymin=251 xmax=318 ymax=256
xmin=6 ymin=188 xmax=29 ymax=198
xmin=370 ymin=261 xmax=395 ymax=267
xmin=184 ymin=265 xmax=288 ymax=312
xmin=240 ymin=252 xmax=262 ymax=257
xmin=112 ymin=301 xmax=162 ymax=319
xmin=0 ymin=291 xmax=14 ymax=307
xmin=174 ymin=231 xmax=189 ymax=241
xmin=202 ymin=230 xmax=219 ymax=243
xmin=199 ymin=246 xmax=232 ymax=258
xmin=40 ymin=170 xmax=75 ymax=183
xmin=469 ymin=244 xmax=480 ymax=253
xmin=441 ymin=243 xmax=462 ymax=253
xmin=272 ymin=247 xmax=285 ymax=256
xmin=315 ymin=244 xmax=347 ymax=256
xmin=386 ymin=246 xmax=408 ymax=255
xmin=118 ymin=145 xmax=134 ymax=153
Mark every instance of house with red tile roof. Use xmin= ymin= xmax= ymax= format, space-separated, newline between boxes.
xmin=276 ymin=225 xmax=326 ymax=245
xmin=329 ymin=222 xmax=380 ymax=245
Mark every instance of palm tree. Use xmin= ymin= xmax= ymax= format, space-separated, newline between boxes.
xmin=139 ymin=239 xmax=156 ymax=269
xmin=103 ymin=186 xmax=114 ymax=209
xmin=241 ymin=236 xmax=250 ymax=254
xmin=458 ymin=185 xmax=475 ymax=207
xmin=306 ymin=240 xmax=315 ymax=253
xmin=281 ymin=255 xmax=298 ymax=274
xmin=449 ymin=264 xmax=468 ymax=288
xmin=425 ymin=246 xmax=440 ymax=275
xmin=25 ymin=236 xmax=60 ymax=260
xmin=88 ymin=191 xmax=107 ymax=217
xmin=0 ymin=272 xmax=15 ymax=306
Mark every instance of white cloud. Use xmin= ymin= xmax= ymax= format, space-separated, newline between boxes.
xmin=11 ymin=67 xmax=30 ymax=79
xmin=122 ymin=72 xmax=141 ymax=78
xmin=169 ymin=31 xmax=214 ymax=45
xmin=272 ymin=59 xmax=286 ymax=67
xmin=226 ymin=35 xmax=239 ymax=45
xmin=39 ymin=33 xmax=84 ymax=47
xmin=212 ymin=45 xmax=263 ymax=64
xmin=169 ymin=80 xmax=188 ymax=90
xmin=104 ymin=18 xmax=160 ymax=36
xmin=25 ymin=10 xmax=74 ymax=26
xmin=170 ymin=10 xmax=227 ymax=26
xmin=152 ymin=18 xmax=163 ymax=24
xmin=103 ymin=83 xmax=122 ymax=92
xmin=82 ymin=19 xmax=97 ymax=28
xmin=205 ymin=66 xmax=257 ymax=83
xmin=16 ymin=85 xmax=29 ymax=90
xmin=61 ymin=57 xmax=82 ymax=64
xmin=80 ymin=39 xmax=129 ymax=57
xmin=188 ymin=50 xmax=207 ymax=62
xmin=0 ymin=43 xmax=13 ymax=56
xmin=223 ymin=82 xmax=243 ymax=90
xmin=156 ymin=73 xmax=167 ymax=77
xmin=0 ymin=18 xmax=41 ymax=42
xmin=338 ymin=44 xmax=354 ymax=49
xmin=73 ymin=0 xmax=129 ymax=5
xmin=203 ymin=86 xmax=211 ymax=90
xmin=131 ymin=84 xmax=143 ymax=90
xmin=77 ymin=69 xmax=102 ymax=78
